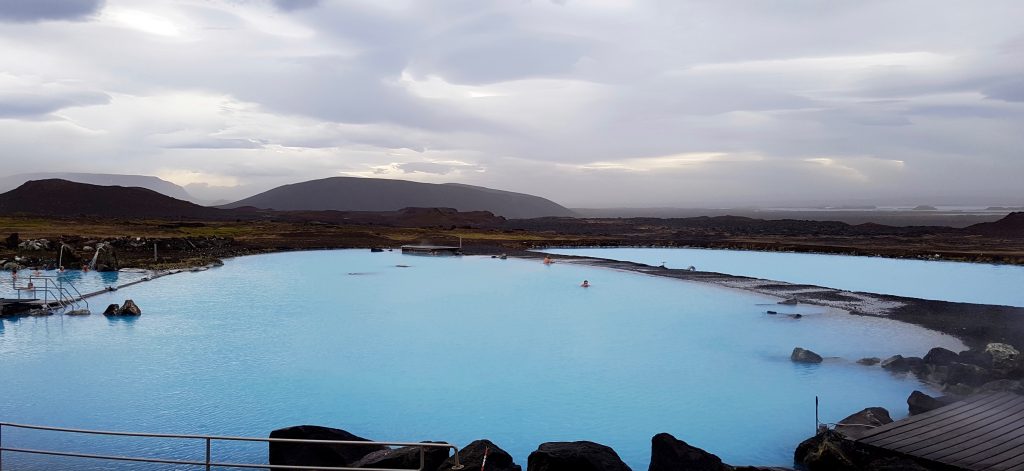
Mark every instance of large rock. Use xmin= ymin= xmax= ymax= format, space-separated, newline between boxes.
xmin=985 ymin=343 xmax=1021 ymax=370
xmin=979 ymin=379 xmax=1024 ymax=394
xmin=834 ymin=407 xmax=892 ymax=439
xmin=943 ymin=383 xmax=976 ymax=397
xmin=102 ymin=303 xmax=120 ymax=315
xmin=527 ymin=441 xmax=631 ymax=471
xmin=438 ymin=439 xmax=520 ymax=471
xmin=923 ymin=347 xmax=959 ymax=367
xmin=880 ymin=355 xmax=925 ymax=373
xmin=269 ymin=425 xmax=386 ymax=470
xmin=648 ymin=433 xmax=730 ymax=471
xmin=351 ymin=442 xmax=448 ymax=471
xmin=957 ymin=349 xmax=992 ymax=368
xmin=791 ymin=347 xmax=823 ymax=364
xmin=928 ymin=362 xmax=990 ymax=387
xmin=4 ymin=233 xmax=19 ymax=249
xmin=794 ymin=431 xmax=858 ymax=471
xmin=907 ymin=390 xmax=957 ymax=416
xmin=117 ymin=299 xmax=142 ymax=316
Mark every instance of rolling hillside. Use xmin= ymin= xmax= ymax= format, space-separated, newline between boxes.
xmin=0 ymin=179 xmax=225 ymax=219
xmin=221 ymin=177 xmax=574 ymax=218
xmin=0 ymin=172 xmax=196 ymax=202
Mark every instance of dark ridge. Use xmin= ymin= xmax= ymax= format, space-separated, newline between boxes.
xmin=0 ymin=172 xmax=195 ymax=202
xmin=0 ymin=180 xmax=506 ymax=228
xmin=505 ymin=214 xmax=959 ymax=237
xmin=220 ymin=176 xmax=574 ymax=219
xmin=965 ymin=212 xmax=1024 ymax=237
xmin=0 ymin=179 xmax=226 ymax=219
xmin=268 ymin=207 xmax=506 ymax=228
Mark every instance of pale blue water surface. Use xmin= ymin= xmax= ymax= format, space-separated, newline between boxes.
xmin=0 ymin=268 xmax=147 ymax=300
xmin=543 ymin=247 xmax=1024 ymax=307
xmin=0 ymin=250 xmax=964 ymax=469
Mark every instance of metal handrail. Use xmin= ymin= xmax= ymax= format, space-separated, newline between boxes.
xmin=0 ymin=421 xmax=463 ymax=471
xmin=55 ymin=276 xmax=87 ymax=309
xmin=11 ymin=276 xmax=89 ymax=312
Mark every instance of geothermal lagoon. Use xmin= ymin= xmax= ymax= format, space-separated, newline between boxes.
xmin=0 ymin=250 xmax=965 ymax=469
xmin=543 ymin=247 xmax=1024 ymax=308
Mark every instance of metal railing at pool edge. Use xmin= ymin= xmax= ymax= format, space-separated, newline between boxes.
xmin=0 ymin=422 xmax=463 ymax=471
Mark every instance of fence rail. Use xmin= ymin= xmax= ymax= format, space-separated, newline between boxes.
xmin=0 ymin=422 xmax=462 ymax=471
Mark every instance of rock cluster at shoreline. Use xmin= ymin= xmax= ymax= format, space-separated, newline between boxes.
xmin=789 ymin=342 xmax=1023 ymax=397
xmin=2 ymin=232 xmax=234 ymax=271
xmin=791 ymin=342 xmax=1024 ymax=471
xmin=876 ymin=343 xmax=1023 ymax=396
xmin=269 ymin=426 xmax=795 ymax=471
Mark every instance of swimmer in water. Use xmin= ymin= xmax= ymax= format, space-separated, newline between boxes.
xmin=581 ymin=280 xmax=590 ymax=288
xmin=543 ymin=256 xmax=553 ymax=265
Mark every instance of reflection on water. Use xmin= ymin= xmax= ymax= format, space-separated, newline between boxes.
xmin=104 ymin=315 xmax=138 ymax=326
xmin=0 ymin=250 xmax=965 ymax=469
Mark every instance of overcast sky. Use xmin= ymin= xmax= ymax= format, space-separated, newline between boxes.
xmin=1 ymin=0 xmax=1022 ymax=207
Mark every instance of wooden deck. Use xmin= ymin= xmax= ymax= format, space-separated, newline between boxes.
xmin=856 ymin=392 xmax=1024 ymax=470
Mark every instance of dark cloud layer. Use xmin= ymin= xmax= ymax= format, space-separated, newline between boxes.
xmin=0 ymin=91 xmax=110 ymax=117
xmin=271 ymin=0 xmax=320 ymax=12
xmin=0 ymin=0 xmax=104 ymax=22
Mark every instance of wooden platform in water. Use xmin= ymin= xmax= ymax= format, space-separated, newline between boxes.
xmin=856 ymin=392 xmax=1024 ymax=470
xmin=0 ymin=298 xmax=47 ymax=316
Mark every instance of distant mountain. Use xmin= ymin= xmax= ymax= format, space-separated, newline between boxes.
xmin=0 ymin=173 xmax=195 ymax=202
xmin=221 ymin=177 xmax=574 ymax=218
xmin=966 ymin=212 xmax=1024 ymax=237
xmin=0 ymin=179 xmax=226 ymax=219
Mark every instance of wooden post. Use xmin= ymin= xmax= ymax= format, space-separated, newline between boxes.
xmin=154 ymin=243 xmax=158 ymax=262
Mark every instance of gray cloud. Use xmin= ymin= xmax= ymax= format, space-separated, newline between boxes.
xmin=393 ymin=162 xmax=483 ymax=175
xmin=162 ymin=138 xmax=266 ymax=150
xmin=0 ymin=0 xmax=104 ymax=22
xmin=1 ymin=0 xmax=1023 ymax=207
xmin=983 ymin=78 xmax=1024 ymax=102
xmin=271 ymin=0 xmax=320 ymax=12
xmin=0 ymin=91 xmax=110 ymax=118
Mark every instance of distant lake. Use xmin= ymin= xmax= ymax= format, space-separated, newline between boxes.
xmin=542 ymin=247 xmax=1024 ymax=308
xmin=0 ymin=250 xmax=962 ymax=469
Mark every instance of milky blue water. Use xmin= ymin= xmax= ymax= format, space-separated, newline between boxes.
xmin=542 ymin=247 xmax=1024 ymax=308
xmin=0 ymin=268 xmax=148 ymax=303
xmin=0 ymin=250 xmax=963 ymax=470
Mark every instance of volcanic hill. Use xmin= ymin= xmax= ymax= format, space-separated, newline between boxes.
xmin=221 ymin=177 xmax=574 ymax=219
xmin=0 ymin=179 xmax=226 ymax=219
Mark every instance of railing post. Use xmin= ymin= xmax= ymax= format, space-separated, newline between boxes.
xmin=205 ymin=437 xmax=211 ymax=471
xmin=1 ymin=422 xmax=5 ymax=471
xmin=452 ymin=445 xmax=463 ymax=470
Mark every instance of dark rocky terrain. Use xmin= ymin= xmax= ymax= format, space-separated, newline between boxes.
xmin=965 ymin=211 xmax=1024 ymax=236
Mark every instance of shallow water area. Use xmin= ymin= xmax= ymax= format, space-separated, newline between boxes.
xmin=542 ymin=247 xmax=1024 ymax=307
xmin=0 ymin=268 xmax=149 ymax=301
xmin=0 ymin=250 xmax=963 ymax=469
